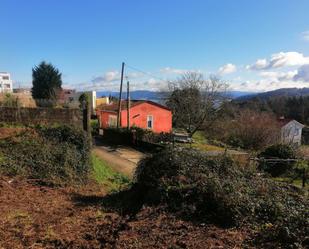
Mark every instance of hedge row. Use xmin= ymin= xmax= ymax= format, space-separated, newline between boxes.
xmin=0 ymin=126 xmax=91 ymax=184
xmin=135 ymin=148 xmax=308 ymax=248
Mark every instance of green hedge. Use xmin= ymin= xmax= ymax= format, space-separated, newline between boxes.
xmin=135 ymin=148 xmax=308 ymax=248
xmin=0 ymin=126 xmax=91 ymax=184
xmin=102 ymin=127 xmax=172 ymax=146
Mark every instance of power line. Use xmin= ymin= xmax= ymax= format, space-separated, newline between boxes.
xmin=125 ymin=64 xmax=169 ymax=83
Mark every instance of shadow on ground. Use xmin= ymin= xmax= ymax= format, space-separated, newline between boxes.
xmin=71 ymin=185 xmax=146 ymax=216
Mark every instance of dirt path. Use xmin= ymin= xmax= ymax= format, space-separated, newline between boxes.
xmin=93 ymin=145 xmax=146 ymax=178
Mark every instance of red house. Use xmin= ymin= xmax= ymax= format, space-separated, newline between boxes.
xmin=97 ymin=100 xmax=172 ymax=133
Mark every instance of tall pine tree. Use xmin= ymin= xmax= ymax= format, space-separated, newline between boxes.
xmin=32 ymin=61 xmax=62 ymax=101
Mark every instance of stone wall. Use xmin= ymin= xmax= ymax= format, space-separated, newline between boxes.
xmin=0 ymin=107 xmax=82 ymax=127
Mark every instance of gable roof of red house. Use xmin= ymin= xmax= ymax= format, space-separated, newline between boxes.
xmin=98 ymin=100 xmax=171 ymax=112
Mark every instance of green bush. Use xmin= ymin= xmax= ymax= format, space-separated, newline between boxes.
xmin=258 ymin=144 xmax=297 ymax=177
xmin=102 ymin=127 xmax=172 ymax=146
xmin=135 ymin=148 xmax=308 ymax=248
xmin=0 ymin=126 xmax=91 ymax=184
xmin=90 ymin=119 xmax=99 ymax=135
xmin=226 ymin=134 xmax=244 ymax=148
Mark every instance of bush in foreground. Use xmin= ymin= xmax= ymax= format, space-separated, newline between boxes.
xmin=135 ymin=148 xmax=308 ymax=248
xmin=0 ymin=126 xmax=91 ymax=184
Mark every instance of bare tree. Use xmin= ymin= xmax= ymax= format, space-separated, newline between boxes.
xmin=228 ymin=109 xmax=280 ymax=150
xmin=166 ymin=72 xmax=228 ymax=136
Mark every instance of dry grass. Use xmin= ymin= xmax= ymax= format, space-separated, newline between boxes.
xmin=184 ymin=131 xmax=225 ymax=152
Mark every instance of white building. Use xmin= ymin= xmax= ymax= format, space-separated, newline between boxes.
xmin=0 ymin=72 xmax=13 ymax=93
xmin=279 ymin=118 xmax=304 ymax=147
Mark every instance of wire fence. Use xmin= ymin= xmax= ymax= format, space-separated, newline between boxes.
xmin=250 ymin=157 xmax=308 ymax=188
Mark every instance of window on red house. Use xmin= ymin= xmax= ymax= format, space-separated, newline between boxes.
xmin=108 ymin=115 xmax=117 ymax=127
xmin=147 ymin=115 xmax=153 ymax=129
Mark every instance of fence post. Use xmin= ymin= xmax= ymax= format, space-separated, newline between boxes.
xmin=82 ymin=100 xmax=87 ymax=132
xmin=303 ymin=166 xmax=307 ymax=188
xmin=82 ymin=100 xmax=92 ymax=145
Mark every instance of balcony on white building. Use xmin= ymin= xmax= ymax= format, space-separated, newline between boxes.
xmin=0 ymin=72 xmax=13 ymax=93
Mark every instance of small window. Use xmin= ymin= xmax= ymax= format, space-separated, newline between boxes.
xmin=147 ymin=115 xmax=153 ymax=129
xmin=295 ymin=128 xmax=299 ymax=136
xmin=108 ymin=115 xmax=117 ymax=127
xmin=2 ymin=76 xmax=9 ymax=80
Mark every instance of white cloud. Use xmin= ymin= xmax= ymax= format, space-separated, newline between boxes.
xmin=92 ymin=70 xmax=120 ymax=83
xmin=231 ymin=66 xmax=309 ymax=92
xmin=160 ymin=67 xmax=187 ymax=75
xmin=246 ymin=59 xmax=268 ymax=70
xmin=279 ymin=71 xmax=298 ymax=81
xmin=260 ymin=70 xmax=298 ymax=81
xmin=270 ymin=52 xmax=309 ymax=68
xmin=232 ymin=78 xmax=308 ymax=92
xmin=247 ymin=52 xmax=309 ymax=70
xmin=218 ymin=63 xmax=237 ymax=74
xmin=127 ymin=72 xmax=143 ymax=79
xmin=259 ymin=71 xmax=279 ymax=78
xmin=140 ymin=78 xmax=166 ymax=91
xmin=160 ymin=67 xmax=200 ymax=75
xmin=301 ymin=31 xmax=309 ymax=41
xmin=78 ymin=71 xmax=169 ymax=92
xmin=293 ymin=64 xmax=309 ymax=82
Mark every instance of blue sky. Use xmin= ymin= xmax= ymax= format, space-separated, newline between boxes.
xmin=1 ymin=0 xmax=309 ymax=92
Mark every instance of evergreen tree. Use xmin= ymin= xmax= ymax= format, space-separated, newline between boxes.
xmin=32 ymin=61 xmax=62 ymax=100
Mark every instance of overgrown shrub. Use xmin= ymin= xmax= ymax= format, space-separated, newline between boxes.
xmin=210 ymin=109 xmax=280 ymax=150
xmin=91 ymin=119 xmax=99 ymax=135
xmin=258 ymin=144 xmax=297 ymax=177
xmin=0 ymin=126 xmax=91 ymax=184
xmin=135 ymin=148 xmax=308 ymax=248
xmin=133 ymin=127 xmax=172 ymax=144
xmin=102 ymin=127 xmax=172 ymax=145
xmin=102 ymin=128 xmax=133 ymax=145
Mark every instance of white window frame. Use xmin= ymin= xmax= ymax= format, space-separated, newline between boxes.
xmin=147 ymin=115 xmax=153 ymax=129
xmin=108 ymin=115 xmax=117 ymax=127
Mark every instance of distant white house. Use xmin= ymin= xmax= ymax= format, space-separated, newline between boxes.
xmin=279 ymin=118 xmax=304 ymax=146
xmin=0 ymin=72 xmax=13 ymax=93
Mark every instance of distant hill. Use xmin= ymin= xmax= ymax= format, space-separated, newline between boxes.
xmin=225 ymin=91 xmax=257 ymax=99
xmin=97 ymin=90 xmax=254 ymax=103
xmin=237 ymin=88 xmax=309 ymax=101
xmin=96 ymin=90 xmax=168 ymax=103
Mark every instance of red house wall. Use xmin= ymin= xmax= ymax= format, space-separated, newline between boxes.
xmin=99 ymin=111 xmax=117 ymax=128
xmin=121 ymin=102 xmax=172 ymax=133
xmin=98 ymin=102 xmax=172 ymax=133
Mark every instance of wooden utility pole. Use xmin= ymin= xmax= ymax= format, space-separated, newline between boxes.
xmin=127 ymin=81 xmax=130 ymax=129
xmin=117 ymin=62 xmax=125 ymax=128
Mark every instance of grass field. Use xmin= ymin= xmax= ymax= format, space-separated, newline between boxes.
xmin=184 ymin=131 xmax=225 ymax=152
xmin=273 ymin=176 xmax=308 ymax=191
xmin=91 ymin=152 xmax=130 ymax=191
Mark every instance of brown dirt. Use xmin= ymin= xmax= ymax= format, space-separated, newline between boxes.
xmin=0 ymin=177 xmax=254 ymax=249
xmin=0 ymin=127 xmax=26 ymax=139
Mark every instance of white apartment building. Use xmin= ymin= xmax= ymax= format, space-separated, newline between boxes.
xmin=0 ymin=72 xmax=13 ymax=93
